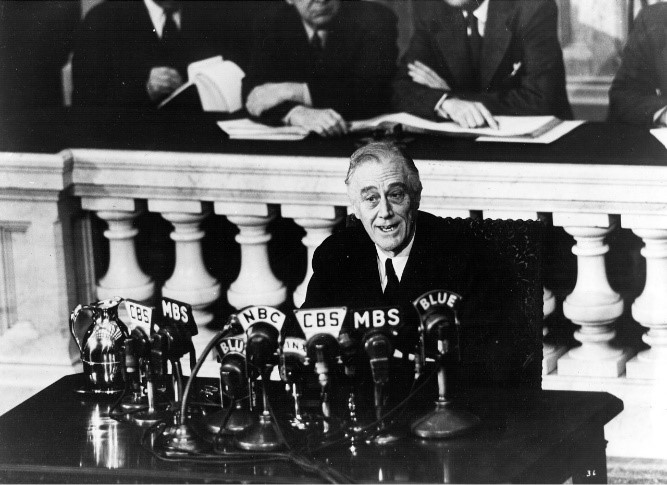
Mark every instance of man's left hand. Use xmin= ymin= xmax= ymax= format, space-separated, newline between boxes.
xmin=246 ymin=83 xmax=307 ymax=117
xmin=408 ymin=60 xmax=450 ymax=90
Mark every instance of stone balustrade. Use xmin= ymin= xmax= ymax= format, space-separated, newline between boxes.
xmin=1 ymin=147 xmax=667 ymax=460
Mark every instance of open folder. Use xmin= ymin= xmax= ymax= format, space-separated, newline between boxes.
xmin=158 ymin=56 xmax=245 ymax=112
xmin=218 ymin=118 xmax=309 ymax=141
xmin=349 ymin=112 xmax=565 ymax=139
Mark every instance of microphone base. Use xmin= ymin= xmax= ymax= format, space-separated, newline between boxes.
xmin=131 ymin=408 xmax=170 ymax=427
xmin=162 ymin=424 xmax=207 ymax=454
xmin=235 ymin=413 xmax=286 ymax=451
xmin=204 ymin=408 xmax=255 ymax=435
xmin=411 ymin=400 xmax=480 ymax=439
xmin=120 ymin=393 xmax=147 ymax=412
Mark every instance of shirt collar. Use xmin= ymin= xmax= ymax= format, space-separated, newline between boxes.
xmin=144 ymin=0 xmax=182 ymax=37
xmin=473 ymin=0 xmax=489 ymax=26
xmin=301 ymin=21 xmax=328 ymax=45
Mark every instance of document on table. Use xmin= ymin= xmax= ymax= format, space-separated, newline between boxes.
xmin=218 ymin=118 xmax=309 ymax=141
xmin=349 ymin=112 xmax=563 ymax=138
xmin=650 ymin=128 xmax=667 ymax=149
xmin=476 ymin=120 xmax=586 ymax=143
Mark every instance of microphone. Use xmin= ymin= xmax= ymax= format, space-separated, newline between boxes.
xmin=349 ymin=306 xmax=402 ymax=444
xmin=294 ymin=307 xmax=348 ymax=433
xmin=280 ymin=337 xmax=307 ymax=385
xmin=205 ymin=334 xmax=254 ymax=436
xmin=120 ymin=327 xmax=150 ymax=412
xmin=362 ymin=330 xmax=392 ymax=387
xmin=233 ymin=306 xmax=287 ymax=452
xmin=280 ymin=337 xmax=310 ymax=429
xmin=410 ymin=289 xmax=479 ymax=439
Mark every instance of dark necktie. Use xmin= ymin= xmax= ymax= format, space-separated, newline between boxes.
xmin=464 ymin=9 xmax=482 ymax=77
xmin=162 ymin=11 xmax=179 ymax=42
xmin=384 ymin=258 xmax=401 ymax=305
xmin=311 ymin=31 xmax=324 ymax=59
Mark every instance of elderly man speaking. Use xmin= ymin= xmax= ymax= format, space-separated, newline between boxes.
xmin=301 ymin=141 xmax=537 ymax=400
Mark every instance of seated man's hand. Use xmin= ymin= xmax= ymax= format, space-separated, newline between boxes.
xmin=408 ymin=60 xmax=450 ymax=90
xmin=438 ymin=98 xmax=499 ymax=130
xmin=246 ymin=82 xmax=307 ymax=117
xmin=287 ymin=106 xmax=348 ymax=137
xmin=146 ymin=67 xmax=184 ymax=102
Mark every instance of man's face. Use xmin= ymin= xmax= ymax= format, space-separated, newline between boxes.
xmin=287 ymin=0 xmax=341 ymax=29
xmin=348 ymin=159 xmax=420 ymax=257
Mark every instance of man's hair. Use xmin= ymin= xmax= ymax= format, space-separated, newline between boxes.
xmin=345 ymin=141 xmax=423 ymax=196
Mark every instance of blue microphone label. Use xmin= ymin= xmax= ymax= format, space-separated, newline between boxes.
xmin=219 ymin=335 xmax=246 ymax=356
xmin=413 ymin=290 xmax=462 ymax=316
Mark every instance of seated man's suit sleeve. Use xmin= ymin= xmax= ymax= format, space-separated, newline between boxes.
xmin=243 ymin=3 xmax=397 ymax=124
xmin=609 ymin=5 xmax=667 ymax=125
xmin=393 ymin=0 xmax=571 ymax=119
xmin=309 ymin=3 xmax=398 ymax=120
xmin=72 ymin=5 xmax=140 ymax=107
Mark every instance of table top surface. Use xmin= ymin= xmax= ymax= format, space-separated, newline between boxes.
xmin=1 ymin=107 xmax=665 ymax=166
xmin=0 ymin=374 xmax=622 ymax=483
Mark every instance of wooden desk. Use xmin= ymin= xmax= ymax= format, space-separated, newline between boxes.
xmin=0 ymin=374 xmax=622 ymax=483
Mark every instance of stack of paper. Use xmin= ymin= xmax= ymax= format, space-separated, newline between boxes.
xmin=218 ymin=118 xmax=309 ymax=141
xmin=350 ymin=112 xmax=582 ymax=143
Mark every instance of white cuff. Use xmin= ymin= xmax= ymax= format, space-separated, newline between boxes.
xmin=435 ymin=92 xmax=451 ymax=119
xmin=653 ymin=106 xmax=667 ymax=126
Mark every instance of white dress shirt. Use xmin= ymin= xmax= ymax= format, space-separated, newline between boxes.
xmin=375 ymin=231 xmax=416 ymax=291
xmin=144 ymin=0 xmax=181 ymax=39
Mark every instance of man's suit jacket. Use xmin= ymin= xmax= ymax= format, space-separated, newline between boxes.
xmin=609 ymin=3 xmax=667 ymax=125
xmin=392 ymin=0 xmax=572 ymax=120
xmin=302 ymin=211 xmax=540 ymax=392
xmin=73 ymin=0 xmax=252 ymax=108
xmin=242 ymin=1 xmax=398 ymax=124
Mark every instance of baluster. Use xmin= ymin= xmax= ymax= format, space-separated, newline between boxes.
xmin=624 ymin=217 xmax=667 ymax=379
xmin=149 ymin=201 xmax=221 ymax=348
xmin=282 ymin=205 xmax=345 ymax=308
xmin=542 ymin=286 xmax=566 ymax=374
xmin=553 ymin=214 xmax=631 ymax=377
xmin=82 ymin=199 xmax=155 ymax=303
xmin=214 ymin=203 xmax=286 ymax=309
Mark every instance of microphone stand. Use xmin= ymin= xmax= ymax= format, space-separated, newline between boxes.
xmin=363 ymin=331 xmax=399 ymax=445
xmin=235 ymin=369 xmax=285 ymax=451
xmin=411 ymin=336 xmax=480 ymax=439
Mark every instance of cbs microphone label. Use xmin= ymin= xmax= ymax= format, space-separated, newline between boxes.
xmin=124 ymin=300 xmax=153 ymax=331
xmin=294 ymin=307 xmax=347 ymax=341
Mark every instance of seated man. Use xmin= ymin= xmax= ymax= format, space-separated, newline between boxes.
xmin=609 ymin=3 xmax=667 ymax=126
xmin=302 ymin=141 xmax=539 ymax=401
xmin=392 ymin=0 xmax=572 ymax=128
xmin=243 ymin=0 xmax=398 ymax=137
xmin=73 ymin=0 xmax=251 ymax=108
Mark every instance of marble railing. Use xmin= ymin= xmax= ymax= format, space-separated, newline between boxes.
xmin=1 ymin=147 xmax=667 ymax=459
